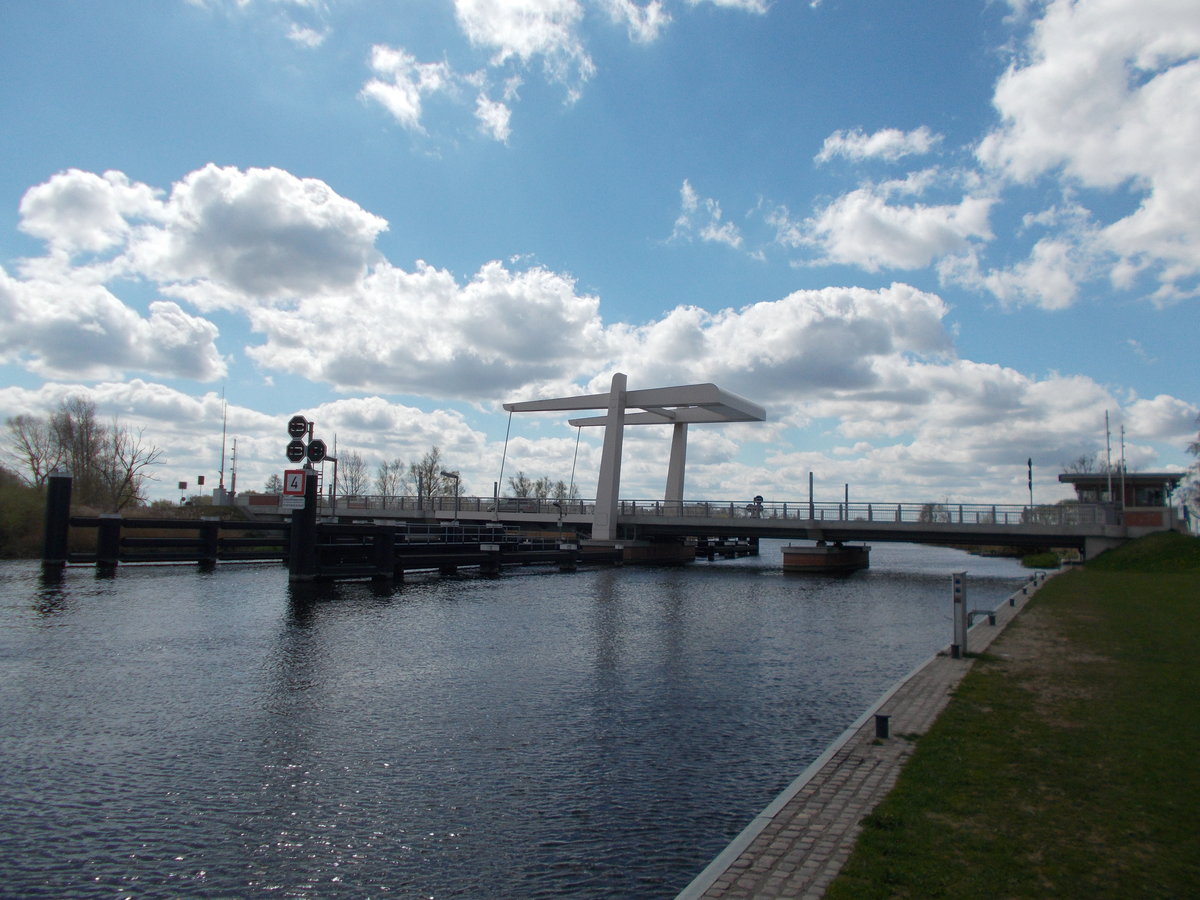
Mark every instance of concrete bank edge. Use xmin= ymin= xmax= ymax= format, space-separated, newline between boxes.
xmin=674 ymin=573 xmax=1047 ymax=900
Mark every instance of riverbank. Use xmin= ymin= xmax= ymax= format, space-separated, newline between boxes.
xmin=679 ymin=531 xmax=1200 ymax=899
xmin=824 ymin=531 xmax=1200 ymax=898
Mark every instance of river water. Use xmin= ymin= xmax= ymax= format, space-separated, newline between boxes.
xmin=0 ymin=542 xmax=1026 ymax=898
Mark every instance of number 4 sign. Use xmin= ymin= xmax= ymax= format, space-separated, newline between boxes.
xmin=283 ymin=469 xmax=306 ymax=496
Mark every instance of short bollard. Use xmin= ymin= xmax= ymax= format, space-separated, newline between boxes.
xmin=874 ymin=714 xmax=890 ymax=739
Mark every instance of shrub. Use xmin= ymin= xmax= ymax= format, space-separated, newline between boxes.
xmin=0 ymin=479 xmax=44 ymax=558
xmin=1021 ymin=551 xmax=1060 ymax=569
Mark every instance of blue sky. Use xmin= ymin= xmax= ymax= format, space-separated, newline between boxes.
xmin=1 ymin=0 xmax=1197 ymax=506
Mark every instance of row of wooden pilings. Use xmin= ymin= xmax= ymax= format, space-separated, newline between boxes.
xmin=42 ymin=471 xmax=288 ymax=572
xmin=40 ymin=469 xmax=606 ymax=582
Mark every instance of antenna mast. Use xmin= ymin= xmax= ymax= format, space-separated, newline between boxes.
xmin=1105 ymin=411 xmax=1113 ymax=502
xmin=218 ymin=389 xmax=228 ymax=490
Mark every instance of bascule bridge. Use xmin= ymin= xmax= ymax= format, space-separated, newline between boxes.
xmin=504 ymin=373 xmax=767 ymax=542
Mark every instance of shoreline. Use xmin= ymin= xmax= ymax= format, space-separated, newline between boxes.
xmin=676 ymin=574 xmax=1046 ymax=899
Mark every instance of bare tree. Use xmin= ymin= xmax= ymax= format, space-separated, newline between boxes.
xmin=7 ymin=397 xmax=163 ymax=510
xmin=340 ymin=450 xmax=369 ymax=497
xmin=375 ymin=458 xmax=405 ymax=501
xmin=97 ymin=421 xmax=164 ymax=511
xmin=508 ymin=471 xmax=534 ymax=497
xmin=1061 ymin=451 xmax=1120 ymax=474
xmin=4 ymin=414 xmax=62 ymax=487
xmin=51 ymin=397 xmax=107 ymax=505
xmin=408 ymin=447 xmax=446 ymax=506
xmin=264 ymin=473 xmax=284 ymax=493
xmin=551 ymin=479 xmax=576 ymax=501
xmin=508 ymin=472 xmax=574 ymax=500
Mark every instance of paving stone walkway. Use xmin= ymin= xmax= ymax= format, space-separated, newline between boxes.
xmin=675 ymin=575 xmax=1045 ymax=900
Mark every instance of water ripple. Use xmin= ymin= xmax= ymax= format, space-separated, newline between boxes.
xmin=0 ymin=544 xmax=1026 ymax=897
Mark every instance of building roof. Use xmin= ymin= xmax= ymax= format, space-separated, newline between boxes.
xmin=1057 ymin=471 xmax=1184 ymax=486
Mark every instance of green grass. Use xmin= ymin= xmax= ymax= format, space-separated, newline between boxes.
xmin=1020 ymin=550 xmax=1060 ymax=569
xmin=1085 ymin=529 xmax=1200 ymax=573
xmin=825 ymin=532 xmax=1200 ymax=899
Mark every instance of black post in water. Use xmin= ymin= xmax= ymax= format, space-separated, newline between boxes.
xmin=287 ymin=466 xmax=320 ymax=582
xmin=371 ymin=525 xmax=395 ymax=582
xmin=480 ymin=542 xmax=502 ymax=576
xmin=97 ymin=514 xmax=122 ymax=571
xmin=199 ymin=518 xmax=220 ymax=569
xmin=42 ymin=471 xmax=73 ymax=571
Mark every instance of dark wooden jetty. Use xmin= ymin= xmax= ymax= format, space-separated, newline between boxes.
xmin=40 ymin=471 xmax=620 ymax=581
xmin=695 ymin=535 xmax=759 ymax=560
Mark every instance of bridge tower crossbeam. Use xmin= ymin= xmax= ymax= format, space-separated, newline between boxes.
xmin=504 ymin=373 xmax=766 ymax=541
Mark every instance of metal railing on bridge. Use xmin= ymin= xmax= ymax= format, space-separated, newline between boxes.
xmin=617 ymin=499 xmax=1119 ymax=527
xmin=242 ymin=493 xmax=1119 ymax=528
xmin=329 ymin=495 xmax=596 ymax=516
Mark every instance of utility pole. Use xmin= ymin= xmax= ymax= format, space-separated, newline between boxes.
xmin=1120 ymin=425 xmax=1127 ymax=510
xmin=229 ymin=438 xmax=237 ymax=495
xmin=1105 ymin=411 xmax=1113 ymax=503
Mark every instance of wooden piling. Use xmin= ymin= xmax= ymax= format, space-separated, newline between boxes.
xmin=42 ymin=471 xmax=72 ymax=571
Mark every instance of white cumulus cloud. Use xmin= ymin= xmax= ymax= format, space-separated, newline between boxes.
xmin=361 ymin=45 xmax=458 ymax=133
xmin=0 ymin=266 xmax=225 ymax=382
xmin=19 ymin=169 xmax=163 ymax=256
xmin=130 ymin=164 xmax=387 ymax=305
xmin=601 ymin=0 xmax=671 ymax=42
xmin=782 ymin=179 xmax=993 ymax=272
xmin=672 ymin=180 xmax=744 ymax=249
xmin=816 ymin=126 xmax=943 ymax=163
xmin=243 ymin=259 xmax=607 ymax=399
xmin=454 ymin=0 xmax=595 ymax=99
xmin=977 ymin=0 xmax=1200 ymax=302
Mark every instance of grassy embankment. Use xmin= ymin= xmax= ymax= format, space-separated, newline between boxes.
xmin=826 ymin=530 xmax=1200 ymax=899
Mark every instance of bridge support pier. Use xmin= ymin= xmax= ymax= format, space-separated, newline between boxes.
xmin=1084 ymin=535 xmax=1126 ymax=560
xmin=480 ymin=543 xmax=502 ymax=576
xmin=592 ymin=373 xmax=627 ymax=542
xmin=595 ymin=538 xmax=694 ymax=565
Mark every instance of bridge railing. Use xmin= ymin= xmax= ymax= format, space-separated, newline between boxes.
xmin=617 ymin=499 xmax=1120 ymax=527
xmin=247 ymin=492 xmax=1119 ymax=529
xmin=331 ymin=494 xmax=595 ymax=517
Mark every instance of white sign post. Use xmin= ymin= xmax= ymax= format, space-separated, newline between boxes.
xmin=282 ymin=468 xmax=306 ymax=508
xmin=952 ymin=571 xmax=968 ymax=658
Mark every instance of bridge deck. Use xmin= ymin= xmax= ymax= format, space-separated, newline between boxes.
xmin=241 ymin=495 xmax=1137 ymax=554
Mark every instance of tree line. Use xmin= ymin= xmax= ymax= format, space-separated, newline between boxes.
xmin=265 ymin=446 xmax=461 ymax=505
xmin=4 ymin=397 xmax=164 ymax=512
xmin=265 ymin=444 xmax=577 ymax=502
